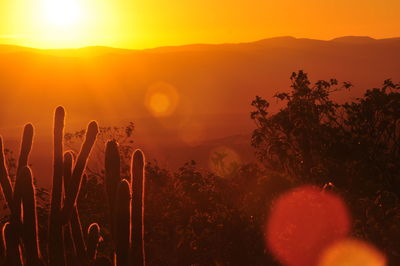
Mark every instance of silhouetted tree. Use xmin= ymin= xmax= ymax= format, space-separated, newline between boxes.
xmin=251 ymin=70 xmax=400 ymax=264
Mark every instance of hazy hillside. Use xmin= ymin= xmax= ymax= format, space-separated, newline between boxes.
xmin=1 ymin=36 xmax=400 ymax=125
xmin=0 ymin=36 xmax=399 ymax=186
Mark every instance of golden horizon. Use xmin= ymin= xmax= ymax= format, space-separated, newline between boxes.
xmin=1 ymin=35 xmax=400 ymax=51
xmin=1 ymin=0 xmax=399 ymax=49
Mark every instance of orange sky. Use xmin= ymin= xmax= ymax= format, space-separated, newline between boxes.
xmin=0 ymin=0 xmax=399 ymax=49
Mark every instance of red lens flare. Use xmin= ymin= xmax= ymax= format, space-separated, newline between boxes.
xmin=266 ymin=186 xmax=350 ymax=266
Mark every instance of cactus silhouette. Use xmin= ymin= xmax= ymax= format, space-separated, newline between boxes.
xmin=131 ymin=149 xmax=145 ymax=266
xmin=62 ymin=120 xmax=99 ymax=223
xmin=20 ymin=166 xmax=42 ymax=266
xmin=0 ymin=124 xmax=35 ymax=266
xmin=48 ymin=106 xmax=66 ymax=266
xmin=105 ymin=140 xmax=121 ymax=240
xmin=114 ymin=179 xmax=131 ymax=266
xmin=0 ymin=136 xmax=13 ymax=206
xmin=0 ymin=106 xmax=149 ymax=265
xmin=87 ymin=223 xmax=101 ymax=261
xmin=63 ymin=151 xmax=87 ymax=263
xmin=3 ymin=221 xmax=23 ymax=266
xmin=104 ymin=144 xmax=146 ymax=266
xmin=0 ymin=106 xmax=103 ymax=266
xmin=13 ymin=123 xmax=34 ymax=229
xmin=62 ymin=151 xmax=77 ymax=264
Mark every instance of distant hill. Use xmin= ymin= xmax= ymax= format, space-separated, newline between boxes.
xmin=1 ymin=36 xmax=399 ymax=129
xmin=331 ymin=36 xmax=377 ymax=43
xmin=330 ymin=36 xmax=400 ymax=44
xmin=0 ymin=36 xmax=399 ymax=186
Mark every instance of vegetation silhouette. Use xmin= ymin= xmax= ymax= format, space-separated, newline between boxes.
xmin=0 ymin=70 xmax=399 ymax=265
xmin=0 ymin=107 xmax=146 ymax=266
xmin=251 ymin=71 xmax=400 ymax=264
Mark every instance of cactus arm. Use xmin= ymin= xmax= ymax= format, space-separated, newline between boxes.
xmin=62 ymin=151 xmax=79 ymax=263
xmin=20 ymin=166 xmax=42 ymax=265
xmin=16 ymin=123 xmax=34 ymax=172
xmin=12 ymin=124 xmax=35 ymax=237
xmin=114 ymin=179 xmax=131 ymax=266
xmin=131 ymin=149 xmax=146 ymax=266
xmin=63 ymin=151 xmax=88 ymax=262
xmin=105 ymin=140 xmax=121 ymax=239
xmin=63 ymin=151 xmax=74 ymax=192
xmin=61 ymin=121 xmax=98 ymax=223
xmin=86 ymin=223 xmax=100 ymax=261
xmin=71 ymin=206 xmax=87 ymax=261
xmin=3 ymin=222 xmax=23 ymax=266
xmin=0 ymin=136 xmax=13 ymax=208
xmin=48 ymin=106 xmax=66 ymax=266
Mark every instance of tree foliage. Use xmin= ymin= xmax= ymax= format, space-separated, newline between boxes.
xmin=251 ymin=70 xmax=400 ymax=263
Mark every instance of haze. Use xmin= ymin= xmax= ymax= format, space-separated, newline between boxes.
xmin=0 ymin=0 xmax=399 ymax=48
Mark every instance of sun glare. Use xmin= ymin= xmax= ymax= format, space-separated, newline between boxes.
xmin=145 ymin=82 xmax=180 ymax=117
xmin=41 ymin=0 xmax=82 ymax=28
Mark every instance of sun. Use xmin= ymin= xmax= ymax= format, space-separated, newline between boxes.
xmin=31 ymin=0 xmax=91 ymax=47
xmin=41 ymin=0 xmax=83 ymax=28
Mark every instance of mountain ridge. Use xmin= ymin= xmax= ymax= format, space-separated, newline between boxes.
xmin=1 ymin=36 xmax=400 ymax=57
xmin=1 ymin=35 xmax=399 ymax=185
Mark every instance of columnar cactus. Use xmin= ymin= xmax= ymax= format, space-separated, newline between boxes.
xmin=104 ymin=143 xmax=146 ymax=266
xmin=13 ymin=123 xmax=34 ymax=226
xmin=48 ymin=106 xmax=66 ymax=266
xmin=20 ymin=166 xmax=42 ymax=266
xmin=0 ymin=136 xmax=13 ymax=209
xmin=0 ymin=106 xmax=102 ymax=266
xmin=63 ymin=151 xmax=86 ymax=263
xmin=131 ymin=149 xmax=146 ymax=266
xmin=0 ymin=123 xmax=35 ymax=266
xmin=0 ymin=106 xmax=148 ymax=266
xmin=114 ymin=179 xmax=131 ymax=266
xmin=61 ymin=121 xmax=99 ymax=223
xmin=62 ymin=151 xmax=76 ymax=263
xmin=105 ymin=140 xmax=121 ymax=239
xmin=3 ymin=221 xmax=23 ymax=266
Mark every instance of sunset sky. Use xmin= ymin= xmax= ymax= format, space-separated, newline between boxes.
xmin=0 ymin=0 xmax=399 ymax=48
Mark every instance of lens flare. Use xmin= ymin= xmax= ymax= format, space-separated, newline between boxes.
xmin=266 ymin=186 xmax=350 ymax=266
xmin=145 ymin=82 xmax=179 ymax=117
xmin=149 ymin=93 xmax=170 ymax=114
xmin=209 ymin=146 xmax=241 ymax=177
xmin=319 ymin=238 xmax=386 ymax=266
